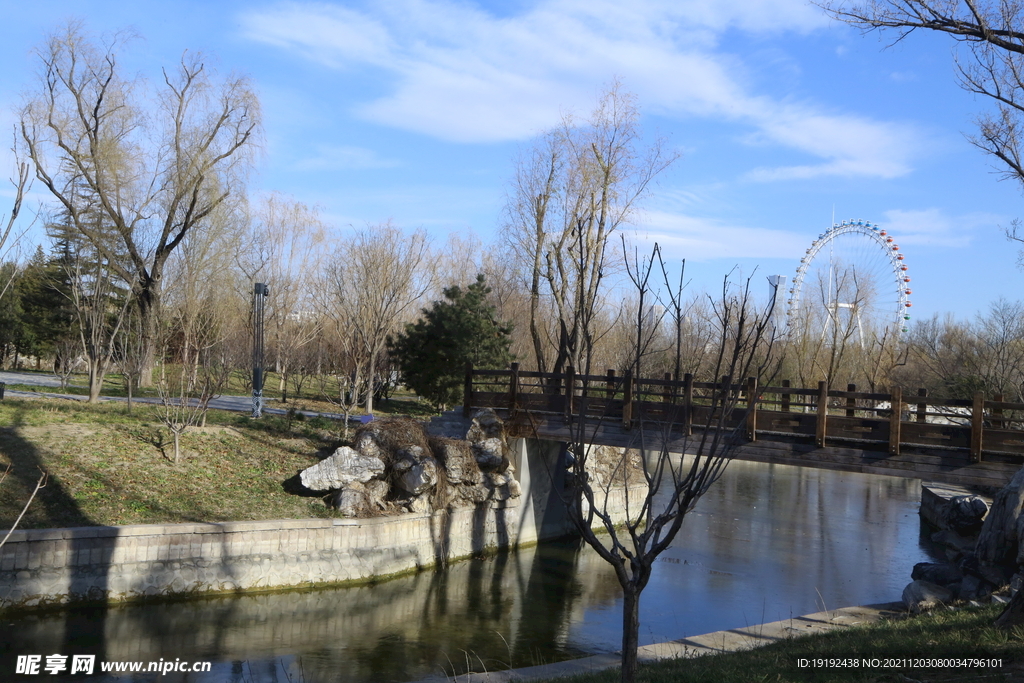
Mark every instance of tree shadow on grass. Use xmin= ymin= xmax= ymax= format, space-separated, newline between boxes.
xmin=0 ymin=404 xmax=94 ymax=529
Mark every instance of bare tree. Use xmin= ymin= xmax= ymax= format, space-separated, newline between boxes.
xmin=0 ymin=466 xmax=47 ymax=550
xmin=63 ymin=246 xmax=135 ymax=402
xmin=51 ymin=336 xmax=82 ymax=391
xmin=153 ymin=330 xmax=232 ymax=464
xmin=559 ymin=251 xmax=781 ymax=683
xmin=113 ymin=303 xmax=147 ymax=411
xmin=322 ymin=223 xmax=432 ymax=414
xmin=502 ymin=84 xmax=678 ymax=378
xmin=235 ymin=194 xmax=326 ymax=403
xmin=313 ymin=327 xmax=361 ymax=439
xmin=903 ymin=300 xmax=1024 ymax=399
xmin=0 ymin=162 xmax=31 ymax=302
xmin=19 ymin=23 xmax=261 ymax=386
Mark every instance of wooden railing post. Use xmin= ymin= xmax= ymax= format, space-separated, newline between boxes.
xmin=606 ymin=369 xmax=616 ymax=399
xmin=663 ymin=373 xmax=673 ymax=403
xmin=916 ymin=388 xmax=928 ymax=424
xmin=509 ymin=362 xmax=520 ymax=413
xmin=623 ymin=369 xmax=634 ymax=430
xmin=746 ymin=376 xmax=758 ymax=441
xmin=971 ymin=392 xmax=985 ymax=462
xmin=889 ymin=386 xmax=902 ymax=455
xmin=846 ymin=383 xmax=856 ymax=417
xmin=781 ymin=379 xmax=790 ymax=413
xmin=815 ymin=381 xmax=828 ymax=447
xmin=683 ymin=373 xmax=693 ymax=435
xmin=993 ymin=392 xmax=1004 ymax=429
xmin=463 ymin=362 xmax=474 ymax=417
xmin=564 ymin=365 xmax=575 ymax=424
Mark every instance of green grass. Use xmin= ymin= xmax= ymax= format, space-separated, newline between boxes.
xmin=548 ymin=603 xmax=1024 ymax=682
xmin=0 ymin=395 xmax=373 ymax=529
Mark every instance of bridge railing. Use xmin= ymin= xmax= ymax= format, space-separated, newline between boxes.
xmin=463 ymin=364 xmax=1024 ymax=462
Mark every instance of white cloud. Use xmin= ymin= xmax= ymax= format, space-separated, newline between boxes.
xmin=241 ymin=0 xmax=918 ymax=178
xmin=291 ymin=144 xmax=401 ymax=171
xmin=631 ymin=210 xmax=807 ymax=261
xmin=880 ymin=208 xmax=1002 ymax=248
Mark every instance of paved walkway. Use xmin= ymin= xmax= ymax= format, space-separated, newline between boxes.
xmin=0 ymin=370 xmax=356 ymax=422
xmin=406 ymin=602 xmax=905 ymax=682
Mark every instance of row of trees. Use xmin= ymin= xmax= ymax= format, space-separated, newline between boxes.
xmin=9 ymin=7 xmax=1024 ymax=676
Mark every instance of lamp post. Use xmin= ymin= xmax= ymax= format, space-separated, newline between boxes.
xmin=252 ymin=282 xmax=269 ymax=418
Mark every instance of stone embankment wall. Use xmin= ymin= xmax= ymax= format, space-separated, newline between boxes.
xmin=0 ymin=437 xmax=647 ymax=612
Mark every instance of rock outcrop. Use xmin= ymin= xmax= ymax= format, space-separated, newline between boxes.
xmin=296 ymin=410 xmax=521 ymax=517
xmin=945 ymin=495 xmax=989 ymax=534
xmin=300 ymin=446 xmax=385 ymax=491
xmin=907 ymin=470 xmax=1024 ymax=614
xmin=975 ymin=468 xmax=1024 ymax=569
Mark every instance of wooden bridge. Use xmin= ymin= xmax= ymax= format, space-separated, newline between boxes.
xmin=463 ymin=364 xmax=1024 ymax=490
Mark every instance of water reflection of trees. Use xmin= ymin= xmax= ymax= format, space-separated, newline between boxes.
xmin=2 ymin=463 xmax=939 ymax=682
xmin=671 ymin=460 xmax=927 ymax=613
xmin=2 ymin=537 xmax=623 ymax=683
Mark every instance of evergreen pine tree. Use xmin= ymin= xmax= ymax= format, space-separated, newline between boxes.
xmin=389 ymin=275 xmax=513 ymax=409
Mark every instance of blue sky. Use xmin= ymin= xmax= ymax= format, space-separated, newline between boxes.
xmin=1 ymin=0 xmax=1022 ymax=321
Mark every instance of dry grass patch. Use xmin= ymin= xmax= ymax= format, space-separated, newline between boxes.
xmin=0 ymin=396 xmax=346 ymax=529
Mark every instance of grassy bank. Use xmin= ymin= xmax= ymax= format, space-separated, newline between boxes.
xmin=0 ymin=395 xmax=359 ymax=529
xmin=549 ymin=603 xmax=1024 ymax=682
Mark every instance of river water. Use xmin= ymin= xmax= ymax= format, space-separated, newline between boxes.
xmin=0 ymin=460 xmax=943 ymax=682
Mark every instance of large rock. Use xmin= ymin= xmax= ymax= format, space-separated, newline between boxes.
xmin=398 ymin=458 xmax=438 ymax=495
xmin=467 ymin=410 xmax=511 ymax=472
xmin=466 ymin=408 xmax=504 ymax=442
xmin=392 ymin=445 xmax=438 ymax=495
xmin=332 ymin=482 xmax=367 ymax=517
xmin=365 ymin=479 xmax=390 ymax=511
xmin=486 ymin=472 xmax=521 ymax=501
xmin=959 ymin=574 xmax=997 ymax=601
xmin=435 ymin=439 xmax=483 ymax=485
xmin=472 ymin=438 xmax=508 ymax=471
xmin=407 ymin=494 xmax=432 ymax=514
xmin=912 ymin=562 xmax=963 ymax=587
xmin=977 ymin=467 xmax=1024 ymax=568
xmin=300 ymin=446 xmax=385 ymax=491
xmin=902 ymin=580 xmax=952 ymax=613
xmin=332 ymin=478 xmax=390 ymax=516
xmin=944 ymin=495 xmax=989 ymax=534
xmin=353 ymin=417 xmax=432 ymax=464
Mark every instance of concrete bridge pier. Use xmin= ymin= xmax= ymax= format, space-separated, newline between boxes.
xmin=508 ymin=438 xmax=574 ymax=544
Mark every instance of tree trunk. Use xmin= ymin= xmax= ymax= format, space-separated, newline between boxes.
xmin=365 ymin=348 xmax=377 ymax=415
xmin=87 ymin=355 xmax=105 ymax=403
xmin=620 ymin=587 xmax=640 ymax=683
xmin=136 ymin=279 xmax=161 ymax=388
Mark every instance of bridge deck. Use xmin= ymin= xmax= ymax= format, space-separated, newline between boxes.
xmin=491 ymin=410 xmax=1018 ymax=490
xmin=463 ymin=366 xmax=1024 ymax=490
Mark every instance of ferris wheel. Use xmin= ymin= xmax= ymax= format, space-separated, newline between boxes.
xmin=786 ymin=219 xmax=912 ymax=344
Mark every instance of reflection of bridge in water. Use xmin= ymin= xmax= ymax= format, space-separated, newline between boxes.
xmin=462 ymin=364 xmax=1024 ymax=489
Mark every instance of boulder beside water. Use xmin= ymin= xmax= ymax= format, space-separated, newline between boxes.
xmin=903 ymin=580 xmax=953 ymax=613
